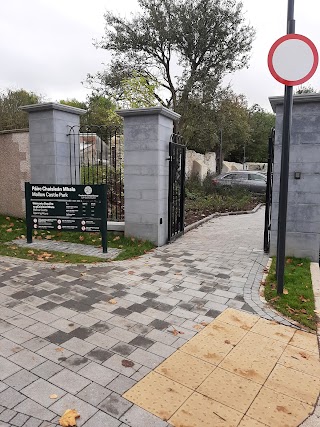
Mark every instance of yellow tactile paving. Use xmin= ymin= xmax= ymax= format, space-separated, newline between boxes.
xmin=278 ymin=345 xmax=320 ymax=378
xmin=122 ymin=309 xmax=320 ymax=427
xmin=180 ymin=320 xmax=247 ymax=364
xmin=155 ymin=350 xmax=215 ymax=390
xmin=251 ymin=318 xmax=295 ymax=344
xmin=169 ymin=392 xmax=243 ymax=427
xmin=238 ymin=417 xmax=268 ymax=427
xmin=123 ymin=371 xmax=192 ymax=421
xmin=264 ymin=364 xmax=320 ymax=405
xmin=216 ymin=308 xmax=260 ymax=330
xmin=247 ymin=387 xmax=314 ymax=427
xmin=219 ymin=332 xmax=286 ymax=384
xmin=197 ymin=367 xmax=261 ymax=413
xmin=289 ymin=329 xmax=319 ymax=354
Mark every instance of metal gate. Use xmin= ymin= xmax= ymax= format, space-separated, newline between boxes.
xmin=67 ymin=125 xmax=124 ymax=221
xmin=168 ymin=134 xmax=186 ymax=242
xmin=264 ymin=128 xmax=275 ymax=252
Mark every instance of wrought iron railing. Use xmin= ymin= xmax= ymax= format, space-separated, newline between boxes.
xmin=67 ymin=125 xmax=124 ymax=221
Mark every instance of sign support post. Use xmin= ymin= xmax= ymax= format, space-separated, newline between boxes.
xmin=276 ymin=0 xmax=295 ymax=293
xmin=268 ymin=1 xmax=318 ymax=294
xmin=101 ymin=184 xmax=108 ymax=253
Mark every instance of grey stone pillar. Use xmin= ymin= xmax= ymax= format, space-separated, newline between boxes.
xmin=20 ymin=103 xmax=86 ymax=184
xmin=269 ymin=94 xmax=320 ymax=261
xmin=117 ymin=106 xmax=181 ymax=246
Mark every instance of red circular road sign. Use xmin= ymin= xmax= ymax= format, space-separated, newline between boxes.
xmin=268 ymin=34 xmax=318 ymax=86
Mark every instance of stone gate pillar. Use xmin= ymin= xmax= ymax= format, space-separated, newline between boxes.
xmin=117 ymin=106 xmax=181 ymax=246
xmin=20 ymin=103 xmax=86 ymax=184
xmin=269 ymin=94 xmax=320 ymax=262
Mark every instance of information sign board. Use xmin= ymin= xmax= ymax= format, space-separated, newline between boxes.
xmin=25 ymin=183 xmax=107 ymax=253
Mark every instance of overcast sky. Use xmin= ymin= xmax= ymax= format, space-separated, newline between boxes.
xmin=1 ymin=0 xmax=319 ymax=111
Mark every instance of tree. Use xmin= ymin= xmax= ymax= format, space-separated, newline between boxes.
xmin=295 ymin=85 xmax=317 ymax=95
xmin=88 ymin=0 xmax=255 ymax=110
xmin=60 ymin=95 xmax=122 ymax=127
xmin=231 ymin=104 xmax=275 ymax=163
xmin=0 ymin=89 xmax=42 ymax=131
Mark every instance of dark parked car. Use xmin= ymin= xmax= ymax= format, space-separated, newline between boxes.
xmin=212 ymin=171 xmax=267 ymax=193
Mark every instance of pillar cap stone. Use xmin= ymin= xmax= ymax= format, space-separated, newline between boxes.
xmin=269 ymin=93 xmax=320 ymax=112
xmin=20 ymin=102 xmax=86 ymax=115
xmin=116 ymin=105 xmax=181 ymax=121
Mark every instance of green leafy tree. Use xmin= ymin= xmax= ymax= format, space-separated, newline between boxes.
xmin=60 ymin=95 xmax=122 ymax=127
xmin=0 ymin=89 xmax=42 ymax=131
xmin=88 ymin=0 xmax=255 ymax=110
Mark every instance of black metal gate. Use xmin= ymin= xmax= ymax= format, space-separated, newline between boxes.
xmin=264 ymin=128 xmax=275 ymax=252
xmin=67 ymin=125 xmax=124 ymax=221
xmin=168 ymin=134 xmax=186 ymax=242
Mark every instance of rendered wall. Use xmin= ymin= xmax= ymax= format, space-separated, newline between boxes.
xmin=0 ymin=130 xmax=30 ymax=218
xmin=270 ymin=94 xmax=320 ymax=262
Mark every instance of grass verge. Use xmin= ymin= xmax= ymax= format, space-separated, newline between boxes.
xmin=264 ymin=257 xmax=316 ymax=330
xmin=0 ymin=215 xmax=154 ymax=263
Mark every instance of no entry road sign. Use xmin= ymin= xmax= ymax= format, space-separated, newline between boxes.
xmin=268 ymin=34 xmax=318 ymax=86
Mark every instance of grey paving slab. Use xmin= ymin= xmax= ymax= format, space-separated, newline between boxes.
xmin=49 ymin=369 xmax=91 ymax=394
xmin=82 ymin=410 xmax=121 ymax=427
xmin=8 ymin=349 xmax=45 ymax=370
xmin=48 ymin=393 xmax=98 ymax=425
xmin=98 ymin=392 xmax=132 ymax=419
xmin=14 ymin=399 xmax=56 ymax=422
xmin=31 ymin=360 xmax=63 ymax=380
xmin=78 ymin=361 xmax=118 ymax=387
xmin=21 ymin=378 xmax=66 ymax=408
xmin=0 ymin=357 xmax=21 ymax=381
xmin=0 ymin=387 xmax=26 ymax=409
xmin=77 ymin=383 xmax=112 ymax=406
xmin=120 ymin=405 xmax=169 ymax=427
xmin=4 ymin=369 xmax=38 ymax=391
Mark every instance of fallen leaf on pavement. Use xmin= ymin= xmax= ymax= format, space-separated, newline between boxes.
xmin=128 ymin=271 xmax=135 ymax=275
xmin=59 ymin=409 xmax=80 ymax=427
xmin=225 ymin=340 xmax=231 ymax=344
xmin=50 ymin=394 xmax=58 ymax=399
xmin=122 ymin=360 xmax=134 ymax=368
xmin=170 ymin=327 xmax=185 ymax=336
xmin=55 ymin=347 xmax=64 ymax=352
xmin=299 ymin=352 xmax=309 ymax=359
xmin=201 ymin=322 xmax=209 ymax=326
xmin=108 ymin=299 xmax=117 ymax=305
xmin=193 ymin=325 xmax=203 ymax=330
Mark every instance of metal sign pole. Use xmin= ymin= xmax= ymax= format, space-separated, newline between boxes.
xmin=276 ymin=0 xmax=295 ymax=294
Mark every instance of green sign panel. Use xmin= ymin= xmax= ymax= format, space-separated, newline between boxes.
xmin=25 ymin=183 xmax=107 ymax=253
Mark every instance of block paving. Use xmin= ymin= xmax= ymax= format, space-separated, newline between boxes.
xmin=124 ymin=308 xmax=320 ymax=426
xmin=0 ymin=208 xmax=318 ymax=426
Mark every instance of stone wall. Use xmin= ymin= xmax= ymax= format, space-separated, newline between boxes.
xmin=270 ymin=94 xmax=320 ymax=262
xmin=222 ymin=161 xmax=267 ymax=173
xmin=0 ymin=130 xmax=30 ymax=218
xmin=186 ymin=150 xmax=216 ymax=180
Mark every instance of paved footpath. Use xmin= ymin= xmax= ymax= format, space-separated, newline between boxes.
xmin=0 ymin=208 xmax=307 ymax=426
